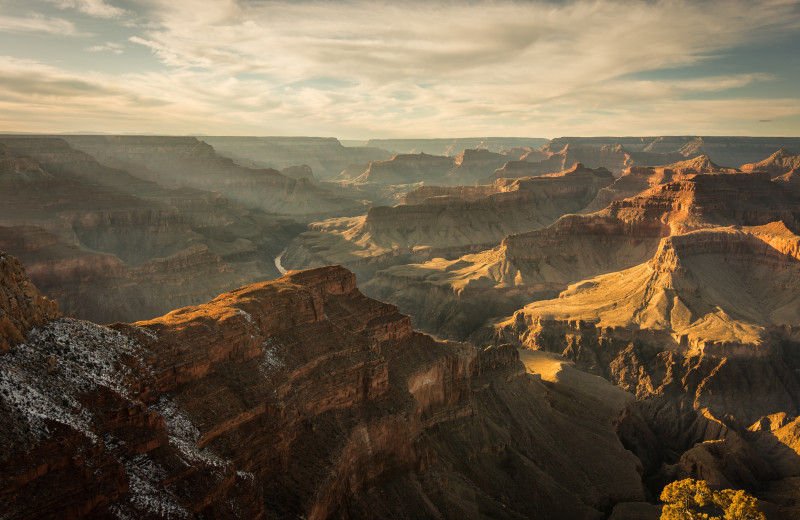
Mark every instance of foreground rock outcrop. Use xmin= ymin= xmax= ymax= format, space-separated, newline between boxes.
xmin=0 ymin=258 xmax=647 ymax=519
xmin=0 ymin=253 xmax=59 ymax=353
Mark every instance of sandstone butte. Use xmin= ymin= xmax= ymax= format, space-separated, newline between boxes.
xmin=2 ymin=254 xmax=654 ymax=519
xmin=282 ymin=163 xmax=614 ymax=284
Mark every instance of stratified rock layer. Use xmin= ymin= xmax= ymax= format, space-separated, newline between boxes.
xmin=0 ymin=138 xmax=307 ymax=323
xmin=0 ymin=252 xmax=59 ymax=353
xmin=284 ymin=164 xmax=614 ymax=284
xmin=366 ymin=170 xmax=800 ymax=339
xmin=0 ymin=259 xmax=646 ymax=519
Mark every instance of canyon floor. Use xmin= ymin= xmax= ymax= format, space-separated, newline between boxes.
xmin=2 ymin=135 xmax=800 ymax=519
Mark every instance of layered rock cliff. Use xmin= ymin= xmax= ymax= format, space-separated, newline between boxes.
xmin=0 ymin=258 xmax=646 ymax=519
xmin=741 ymin=149 xmax=800 ymax=177
xmin=283 ymin=164 xmax=614 ymax=284
xmin=199 ymin=136 xmax=393 ymax=180
xmin=583 ymin=155 xmax=740 ymax=213
xmin=0 ymin=252 xmax=59 ymax=353
xmin=480 ymin=222 xmax=800 ymax=509
xmin=365 ymin=170 xmax=800 ymax=339
xmin=0 ymin=138 xmax=304 ymax=323
xmin=54 ymin=135 xmax=368 ymax=221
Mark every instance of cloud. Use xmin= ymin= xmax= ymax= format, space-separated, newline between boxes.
xmin=4 ymin=0 xmax=800 ymax=136
xmin=46 ymin=0 xmax=129 ymax=20
xmin=0 ymin=13 xmax=82 ymax=36
xmin=86 ymin=41 xmax=124 ymax=54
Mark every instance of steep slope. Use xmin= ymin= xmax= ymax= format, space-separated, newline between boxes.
xmin=0 ymin=139 xmax=304 ymax=323
xmin=481 ymin=223 xmax=800 ymax=502
xmin=491 ymin=223 xmax=800 ymax=356
xmin=365 ymin=171 xmax=800 ymax=339
xmin=583 ymin=156 xmax=740 ymax=212
xmin=199 ymin=136 xmax=393 ymax=180
xmin=51 ymin=135 xmax=368 ymax=221
xmin=283 ymin=164 xmax=613 ymax=283
xmin=741 ymin=149 xmax=800 ymax=177
xmin=0 ymin=258 xmax=646 ymax=519
xmin=0 ymin=252 xmax=59 ymax=353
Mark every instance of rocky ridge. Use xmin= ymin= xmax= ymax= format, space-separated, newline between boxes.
xmin=0 ymin=257 xmax=646 ymax=519
xmin=365 ymin=170 xmax=800 ymax=339
xmin=742 ymin=149 xmax=800 ymax=178
xmin=0 ymin=138 xmax=304 ymax=323
xmin=54 ymin=135 xmax=368 ymax=221
xmin=0 ymin=252 xmax=59 ymax=353
xmin=283 ymin=164 xmax=614 ymax=284
xmin=479 ymin=221 xmax=800 ymax=512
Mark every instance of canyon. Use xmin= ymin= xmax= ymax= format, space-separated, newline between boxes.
xmin=1 ymin=255 xmax=649 ymax=519
xmin=4 ymin=134 xmax=800 ymax=519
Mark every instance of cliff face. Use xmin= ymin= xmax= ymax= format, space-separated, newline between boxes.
xmin=355 ymin=152 xmax=456 ymax=185
xmin=0 ymin=138 xmax=305 ymax=323
xmin=547 ymin=136 xmax=800 ymax=167
xmin=483 ymin=222 xmax=800 ymax=498
xmin=1 ymin=259 xmax=646 ymax=519
xmin=364 ymin=170 xmax=800 ymax=340
xmin=199 ymin=136 xmax=393 ymax=180
xmin=484 ymin=142 xmax=684 ymax=183
xmin=283 ymin=165 xmax=614 ymax=284
xmin=741 ymin=149 xmax=800 ymax=177
xmin=583 ymin=155 xmax=740 ymax=213
xmin=55 ymin=135 xmax=368 ymax=221
xmin=0 ymin=253 xmax=59 ymax=353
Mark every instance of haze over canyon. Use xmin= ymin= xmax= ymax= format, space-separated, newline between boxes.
xmin=0 ymin=133 xmax=799 ymax=519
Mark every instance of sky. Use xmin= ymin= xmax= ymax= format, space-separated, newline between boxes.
xmin=0 ymin=0 xmax=799 ymax=139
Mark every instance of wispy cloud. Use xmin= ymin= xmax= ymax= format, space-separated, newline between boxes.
xmin=4 ymin=0 xmax=800 ymax=136
xmin=86 ymin=41 xmax=124 ymax=54
xmin=46 ymin=0 xmax=129 ymax=19
xmin=0 ymin=13 xmax=82 ymax=36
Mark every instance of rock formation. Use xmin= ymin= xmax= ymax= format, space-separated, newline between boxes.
xmin=0 ymin=138 xmax=305 ymax=323
xmin=362 ymin=137 xmax=549 ymax=156
xmin=53 ymin=135 xmax=368 ymax=221
xmin=199 ymin=136 xmax=393 ymax=180
xmin=0 ymin=257 xmax=646 ymax=519
xmin=480 ymin=221 xmax=800 ymax=511
xmin=333 ymin=148 xmax=531 ymax=206
xmin=283 ymin=164 xmax=614 ymax=284
xmin=583 ymin=155 xmax=740 ymax=212
xmin=547 ymin=136 xmax=800 ymax=168
xmin=0 ymin=252 xmax=59 ymax=353
xmin=741 ymin=149 xmax=800 ymax=177
xmin=365 ymin=170 xmax=800 ymax=339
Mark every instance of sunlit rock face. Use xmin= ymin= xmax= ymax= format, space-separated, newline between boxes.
xmin=282 ymin=163 xmax=614 ymax=284
xmin=741 ymin=149 xmax=800 ymax=177
xmin=546 ymin=136 xmax=800 ymax=168
xmin=0 ymin=258 xmax=646 ymax=519
xmin=365 ymin=169 xmax=800 ymax=340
